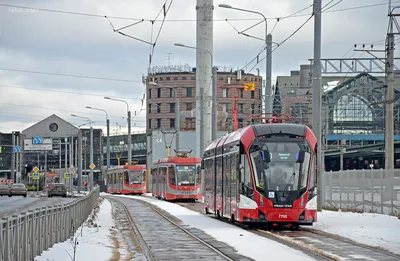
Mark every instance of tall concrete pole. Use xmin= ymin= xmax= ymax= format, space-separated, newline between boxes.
xmin=176 ymin=99 xmax=180 ymax=151
xmin=266 ymin=34 xmax=273 ymax=115
xmin=11 ymin=131 xmax=15 ymax=181
xmin=211 ymin=66 xmax=217 ymax=140
xmin=312 ymin=0 xmax=323 ymax=212
xmin=69 ymin=136 xmax=73 ymax=192
xmin=200 ymin=88 xmax=204 ymax=156
xmin=385 ymin=33 xmax=395 ymax=169
xmin=59 ymin=139 xmax=62 ymax=183
xmin=90 ymin=127 xmax=94 ymax=191
xmin=77 ymin=130 xmax=82 ymax=193
xmin=196 ymin=0 xmax=213 ymax=157
xmin=44 ymin=151 xmax=47 ymax=192
xmin=106 ymin=119 xmax=111 ymax=168
xmin=127 ymin=110 xmax=132 ymax=164
xmin=64 ymin=137 xmax=68 ymax=185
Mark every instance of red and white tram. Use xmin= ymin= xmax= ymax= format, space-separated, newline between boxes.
xmin=152 ymin=156 xmax=202 ymax=201
xmin=106 ymin=164 xmax=146 ymax=195
xmin=202 ymin=123 xmax=318 ymax=228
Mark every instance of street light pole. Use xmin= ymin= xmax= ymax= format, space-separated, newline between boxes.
xmin=174 ymin=43 xmax=217 ymax=143
xmin=71 ymin=114 xmax=93 ymax=191
xmin=148 ymin=82 xmax=180 ymax=151
xmin=104 ymin=97 xmax=131 ymax=164
xmin=86 ymin=106 xmax=110 ymax=168
xmin=218 ymin=4 xmax=272 ymax=116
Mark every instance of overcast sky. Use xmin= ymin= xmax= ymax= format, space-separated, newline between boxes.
xmin=0 ymin=0 xmax=394 ymax=134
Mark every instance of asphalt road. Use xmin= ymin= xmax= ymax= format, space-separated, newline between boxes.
xmin=0 ymin=193 xmax=77 ymax=218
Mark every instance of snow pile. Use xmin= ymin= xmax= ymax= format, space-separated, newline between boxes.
xmin=114 ymin=195 xmax=316 ymax=261
xmin=312 ymin=210 xmax=400 ymax=254
xmin=35 ymin=198 xmax=115 ymax=261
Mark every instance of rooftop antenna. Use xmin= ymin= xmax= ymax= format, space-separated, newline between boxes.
xmin=167 ymin=53 xmax=172 ymax=66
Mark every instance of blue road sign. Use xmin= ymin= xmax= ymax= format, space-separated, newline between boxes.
xmin=13 ymin=146 xmax=21 ymax=153
xmin=33 ymin=137 xmax=43 ymax=144
xmin=32 ymin=172 xmax=40 ymax=180
xmin=109 ymin=165 xmax=114 ymax=168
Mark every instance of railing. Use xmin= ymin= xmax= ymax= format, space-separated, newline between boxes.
xmin=321 ymin=169 xmax=400 ymax=215
xmin=0 ymin=187 xmax=100 ymax=261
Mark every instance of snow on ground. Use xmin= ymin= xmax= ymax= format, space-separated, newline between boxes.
xmin=35 ymin=198 xmax=114 ymax=261
xmin=113 ymin=194 xmax=317 ymax=261
xmin=311 ymin=210 xmax=400 ymax=254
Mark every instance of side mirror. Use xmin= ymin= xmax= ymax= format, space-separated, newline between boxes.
xmin=261 ymin=150 xmax=271 ymax=163
xmin=200 ymin=161 xmax=204 ymax=169
xmin=297 ymin=150 xmax=305 ymax=163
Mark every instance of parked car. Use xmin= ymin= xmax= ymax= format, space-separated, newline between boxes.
xmin=0 ymin=183 xmax=10 ymax=196
xmin=48 ymin=183 xmax=67 ymax=197
xmin=9 ymin=183 xmax=27 ymax=197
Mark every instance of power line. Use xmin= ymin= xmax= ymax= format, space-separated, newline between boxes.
xmin=0 ymin=83 xmax=144 ymax=101
xmin=0 ymin=68 xmax=142 ymax=83
xmin=1 ymin=1 xmax=396 ymax=22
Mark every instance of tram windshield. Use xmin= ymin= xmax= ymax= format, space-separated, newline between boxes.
xmin=174 ymin=165 xmax=200 ymax=186
xmin=250 ymin=142 xmax=311 ymax=192
xmin=128 ymin=170 xmax=145 ymax=184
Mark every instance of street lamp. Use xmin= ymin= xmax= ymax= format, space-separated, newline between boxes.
xmin=218 ymin=4 xmax=273 ymax=117
xmin=86 ymin=106 xmax=110 ymax=169
xmin=149 ymin=82 xmax=181 ymax=154
xmin=104 ymin=97 xmax=132 ymax=164
xmin=174 ymin=43 xmax=217 ymax=155
xmin=71 ymin=114 xmax=94 ymax=192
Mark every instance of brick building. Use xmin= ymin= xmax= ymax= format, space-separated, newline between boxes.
xmin=146 ymin=65 xmax=263 ymax=132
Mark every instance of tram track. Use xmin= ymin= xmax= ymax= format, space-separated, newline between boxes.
xmin=108 ymin=196 xmax=253 ymax=261
xmin=175 ymin=201 xmax=400 ymax=261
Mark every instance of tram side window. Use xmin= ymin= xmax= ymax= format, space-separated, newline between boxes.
xmin=230 ymin=152 xmax=238 ymax=199
xmin=204 ymin=158 xmax=214 ymax=192
xmin=124 ymin=171 xmax=129 ymax=184
xmin=300 ymin=152 xmax=311 ymax=189
xmin=309 ymin=155 xmax=317 ymax=189
xmin=240 ymin=154 xmax=253 ymax=197
xmin=216 ymin=156 xmax=222 ymax=195
xmin=196 ymin=165 xmax=201 ymax=184
xmin=169 ymin=166 xmax=176 ymax=185
xmin=151 ymin=168 xmax=157 ymax=183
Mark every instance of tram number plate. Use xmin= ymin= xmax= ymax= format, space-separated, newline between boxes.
xmin=273 ymin=204 xmax=292 ymax=208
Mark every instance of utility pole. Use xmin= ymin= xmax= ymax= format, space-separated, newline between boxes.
xmin=89 ymin=126 xmax=94 ymax=191
xmin=69 ymin=136 xmax=73 ymax=193
xmin=127 ymin=110 xmax=132 ymax=164
xmin=386 ymin=1 xmax=397 ymax=169
xmin=44 ymin=151 xmax=47 ymax=192
xmin=77 ymin=130 xmax=83 ymax=193
xmin=200 ymin=88 xmax=204 ymax=157
xmin=312 ymin=0 xmax=323 ymax=212
xmin=11 ymin=131 xmax=15 ymax=181
xmin=106 ymin=118 xmax=110 ymax=168
xmin=212 ymin=66 xmax=218 ymax=140
xmin=266 ymin=34 xmax=273 ymax=116
xmin=59 ymin=139 xmax=62 ymax=183
xmin=176 ymin=99 xmax=180 ymax=151
xmin=64 ymin=137 xmax=68 ymax=185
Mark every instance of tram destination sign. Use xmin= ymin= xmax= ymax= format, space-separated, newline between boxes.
xmin=273 ymin=204 xmax=293 ymax=208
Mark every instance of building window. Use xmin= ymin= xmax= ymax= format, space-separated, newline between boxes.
xmin=238 ymin=118 xmax=243 ymax=128
xmin=239 ymin=104 xmax=244 ymax=113
xmin=222 ymin=104 xmax=227 ymax=112
xmin=148 ymin=119 xmax=152 ymax=128
xmin=170 ymin=119 xmax=175 ymax=128
xmin=157 ymin=119 xmax=161 ymax=129
xmin=170 ymin=88 xmax=176 ymax=98
xmin=174 ymin=77 xmax=178 ymax=80
xmin=251 ymin=104 xmax=255 ymax=114
xmin=170 ymin=103 xmax=175 ymax=113
xmin=182 ymin=76 xmax=187 ymax=80
xmin=240 ymin=89 xmax=244 ymax=98
xmin=190 ymin=76 xmax=195 ymax=80
xmin=223 ymin=88 xmax=228 ymax=98
xmin=157 ymin=88 xmax=161 ymax=98
xmin=148 ymin=89 xmax=152 ymax=99
xmin=186 ymin=103 xmax=193 ymax=110
xmin=251 ymin=90 xmax=255 ymax=99
xmin=166 ymin=77 xmax=170 ymax=80
xmin=148 ymin=104 xmax=151 ymax=114
xmin=157 ymin=104 xmax=161 ymax=113
xmin=187 ymin=88 xmax=193 ymax=97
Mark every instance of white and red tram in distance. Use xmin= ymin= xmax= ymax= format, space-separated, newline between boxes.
xmin=106 ymin=164 xmax=146 ymax=195
xmin=151 ymin=155 xmax=202 ymax=201
xmin=202 ymin=122 xmax=318 ymax=229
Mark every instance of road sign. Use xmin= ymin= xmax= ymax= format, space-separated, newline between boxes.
xmin=243 ymin=82 xmax=255 ymax=91
xmin=13 ymin=146 xmax=21 ymax=153
xmin=109 ymin=165 xmax=114 ymax=169
xmin=32 ymin=172 xmax=40 ymax=180
xmin=64 ymin=172 xmax=70 ymax=179
xmin=156 ymin=138 xmax=162 ymax=143
xmin=90 ymin=163 xmax=96 ymax=169
xmin=32 ymin=136 xmax=43 ymax=144
xmin=33 ymin=166 xmax=39 ymax=172
xmin=0 ymin=146 xmax=2 ymax=153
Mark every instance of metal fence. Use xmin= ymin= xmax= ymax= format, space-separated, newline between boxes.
xmin=0 ymin=187 xmax=100 ymax=261
xmin=321 ymin=169 xmax=400 ymax=215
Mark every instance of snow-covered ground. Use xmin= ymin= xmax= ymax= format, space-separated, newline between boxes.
xmin=35 ymin=198 xmax=115 ymax=261
xmin=311 ymin=210 xmax=400 ymax=254
xmin=114 ymin=194 xmax=318 ymax=261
